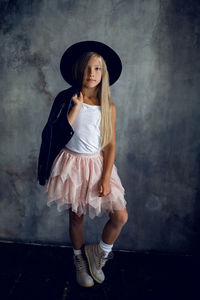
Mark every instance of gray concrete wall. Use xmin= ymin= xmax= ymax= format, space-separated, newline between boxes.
xmin=0 ymin=0 xmax=200 ymax=253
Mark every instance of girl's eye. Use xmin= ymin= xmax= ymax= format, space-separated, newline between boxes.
xmin=95 ymin=67 xmax=101 ymax=71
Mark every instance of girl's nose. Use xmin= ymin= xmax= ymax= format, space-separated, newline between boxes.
xmin=88 ymin=67 xmax=94 ymax=76
xmin=89 ymin=70 xmax=94 ymax=76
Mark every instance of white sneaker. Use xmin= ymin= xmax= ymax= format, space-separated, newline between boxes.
xmin=84 ymin=244 xmax=113 ymax=284
xmin=73 ymin=254 xmax=94 ymax=287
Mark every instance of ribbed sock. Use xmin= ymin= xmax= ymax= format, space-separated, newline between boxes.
xmin=99 ymin=240 xmax=113 ymax=258
xmin=73 ymin=248 xmax=82 ymax=256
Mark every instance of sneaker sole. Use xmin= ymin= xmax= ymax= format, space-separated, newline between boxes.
xmin=78 ymin=281 xmax=94 ymax=288
xmin=84 ymin=245 xmax=104 ymax=284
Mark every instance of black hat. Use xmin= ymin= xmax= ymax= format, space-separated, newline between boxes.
xmin=60 ymin=40 xmax=122 ymax=86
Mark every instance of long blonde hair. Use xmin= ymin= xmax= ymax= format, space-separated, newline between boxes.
xmin=73 ymin=52 xmax=112 ymax=148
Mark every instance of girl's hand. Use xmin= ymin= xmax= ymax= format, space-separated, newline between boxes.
xmin=99 ymin=178 xmax=111 ymax=197
xmin=68 ymin=92 xmax=83 ymax=126
xmin=72 ymin=92 xmax=83 ymax=106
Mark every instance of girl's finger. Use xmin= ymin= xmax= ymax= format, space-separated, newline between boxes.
xmin=79 ymin=92 xmax=83 ymax=102
xmin=72 ymin=93 xmax=77 ymax=100
xmin=99 ymin=184 xmax=103 ymax=196
xmin=99 ymin=185 xmax=103 ymax=193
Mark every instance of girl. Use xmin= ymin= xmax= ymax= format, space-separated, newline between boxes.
xmin=38 ymin=41 xmax=128 ymax=287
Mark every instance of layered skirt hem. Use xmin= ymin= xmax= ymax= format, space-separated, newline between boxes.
xmin=45 ymin=148 xmax=126 ymax=219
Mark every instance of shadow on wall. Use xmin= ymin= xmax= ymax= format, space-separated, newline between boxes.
xmin=193 ymin=149 xmax=200 ymax=253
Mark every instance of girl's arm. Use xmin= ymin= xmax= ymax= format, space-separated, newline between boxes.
xmin=99 ymin=103 xmax=117 ymax=197
xmin=67 ymin=92 xmax=83 ymax=126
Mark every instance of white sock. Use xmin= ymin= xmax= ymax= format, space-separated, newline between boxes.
xmin=99 ymin=240 xmax=113 ymax=258
xmin=73 ymin=248 xmax=82 ymax=256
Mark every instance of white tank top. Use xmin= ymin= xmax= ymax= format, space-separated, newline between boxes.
xmin=65 ymin=102 xmax=102 ymax=153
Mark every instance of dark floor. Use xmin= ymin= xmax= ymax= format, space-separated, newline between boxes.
xmin=0 ymin=241 xmax=199 ymax=300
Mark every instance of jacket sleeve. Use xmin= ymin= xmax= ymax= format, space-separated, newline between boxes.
xmin=37 ymin=123 xmax=52 ymax=185
xmin=37 ymin=88 xmax=75 ymax=186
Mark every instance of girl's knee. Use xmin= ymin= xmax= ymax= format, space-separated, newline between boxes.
xmin=110 ymin=208 xmax=128 ymax=227
xmin=119 ymin=209 xmax=128 ymax=225
xmin=123 ymin=209 xmax=128 ymax=224
xmin=69 ymin=210 xmax=84 ymax=226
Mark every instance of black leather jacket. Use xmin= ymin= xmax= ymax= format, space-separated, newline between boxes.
xmin=37 ymin=87 xmax=77 ymax=185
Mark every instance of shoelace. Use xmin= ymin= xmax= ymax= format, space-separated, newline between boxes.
xmin=74 ymin=255 xmax=87 ymax=272
xmin=97 ymin=251 xmax=114 ymax=270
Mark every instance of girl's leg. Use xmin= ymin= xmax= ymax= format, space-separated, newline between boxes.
xmin=84 ymin=208 xmax=128 ymax=284
xmin=69 ymin=209 xmax=94 ymax=287
xmin=101 ymin=207 xmax=128 ymax=244
xmin=69 ymin=208 xmax=85 ymax=250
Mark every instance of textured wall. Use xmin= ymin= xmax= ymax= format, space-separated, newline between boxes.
xmin=0 ymin=0 xmax=200 ymax=253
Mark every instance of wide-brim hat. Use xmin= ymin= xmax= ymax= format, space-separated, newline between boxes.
xmin=60 ymin=40 xmax=122 ymax=86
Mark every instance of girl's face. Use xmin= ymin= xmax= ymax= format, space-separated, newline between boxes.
xmin=82 ymin=55 xmax=102 ymax=88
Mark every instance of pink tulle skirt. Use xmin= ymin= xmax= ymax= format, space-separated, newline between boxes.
xmin=45 ymin=148 xmax=126 ymax=219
